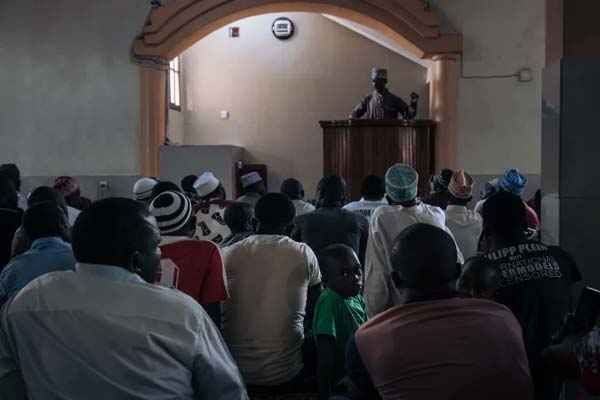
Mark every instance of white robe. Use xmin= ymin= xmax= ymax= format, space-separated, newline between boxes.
xmin=445 ymin=205 xmax=483 ymax=260
xmin=364 ymin=203 xmax=464 ymax=317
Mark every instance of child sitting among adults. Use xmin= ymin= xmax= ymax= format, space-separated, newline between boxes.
xmin=313 ymin=244 xmax=368 ymax=400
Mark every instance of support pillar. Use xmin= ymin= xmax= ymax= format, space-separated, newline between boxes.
xmin=429 ymin=54 xmax=459 ymax=171
xmin=139 ymin=65 xmax=167 ymax=177
xmin=542 ymin=0 xmax=600 ymax=280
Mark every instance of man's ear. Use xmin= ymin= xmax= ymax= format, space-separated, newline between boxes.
xmin=391 ymin=271 xmax=403 ymax=289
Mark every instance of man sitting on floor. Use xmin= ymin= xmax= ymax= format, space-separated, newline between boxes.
xmin=444 ymin=170 xmax=482 ymax=259
xmin=222 ymin=193 xmax=322 ymax=388
xmin=281 ymin=178 xmax=315 ymax=217
xmin=294 ymin=176 xmax=369 ymax=265
xmin=343 ymin=175 xmax=387 ymax=222
xmin=133 ymin=177 xmax=159 ymax=206
xmin=0 ymin=202 xmax=75 ymax=304
xmin=364 ymin=164 xmax=463 ymax=317
xmin=479 ymin=192 xmax=581 ymax=400
xmin=193 ymin=172 xmax=232 ymax=245
xmin=150 ymin=191 xmax=229 ymax=326
xmin=236 ymin=172 xmax=267 ymax=209
xmin=346 ymin=224 xmax=533 ymax=400
xmin=0 ymin=198 xmax=247 ymax=399
xmin=0 ymin=176 xmax=23 ymax=271
xmin=11 ymin=186 xmax=72 ymax=258
xmin=221 ymin=202 xmax=255 ymax=248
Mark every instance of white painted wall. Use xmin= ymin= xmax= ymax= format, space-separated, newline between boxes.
xmin=1 ymin=0 xmax=544 ymax=193
xmin=0 ymin=0 xmax=149 ymax=177
xmin=432 ymin=0 xmax=545 ymax=175
xmin=176 ymin=13 xmax=429 ymax=196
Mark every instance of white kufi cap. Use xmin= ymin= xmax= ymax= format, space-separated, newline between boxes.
xmin=193 ymin=172 xmax=220 ymax=197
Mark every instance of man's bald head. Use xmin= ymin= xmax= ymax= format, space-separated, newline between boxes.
xmin=390 ymin=223 xmax=458 ymax=290
xmin=72 ymin=198 xmax=161 ymax=282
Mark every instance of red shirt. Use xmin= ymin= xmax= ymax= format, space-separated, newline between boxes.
xmin=524 ymin=203 xmax=540 ymax=230
xmin=353 ymin=298 xmax=533 ymax=400
xmin=157 ymin=236 xmax=228 ymax=304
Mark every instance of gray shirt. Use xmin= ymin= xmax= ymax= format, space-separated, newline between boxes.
xmin=236 ymin=192 xmax=261 ymax=209
xmin=0 ymin=263 xmax=248 ymax=400
xmin=293 ymin=206 xmax=369 ymax=264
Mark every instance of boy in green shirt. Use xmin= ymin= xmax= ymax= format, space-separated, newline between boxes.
xmin=313 ymin=244 xmax=368 ymax=399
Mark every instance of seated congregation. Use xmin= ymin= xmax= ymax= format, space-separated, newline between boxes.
xmin=0 ymin=162 xmax=584 ymax=400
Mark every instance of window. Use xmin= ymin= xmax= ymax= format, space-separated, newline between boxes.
xmin=168 ymin=57 xmax=181 ymax=110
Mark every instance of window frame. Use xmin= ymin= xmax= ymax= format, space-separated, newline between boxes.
xmin=168 ymin=57 xmax=182 ymax=111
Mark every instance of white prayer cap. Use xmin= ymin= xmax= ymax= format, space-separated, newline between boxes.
xmin=133 ymin=177 xmax=158 ymax=201
xmin=193 ymin=172 xmax=220 ymax=197
xmin=371 ymin=67 xmax=388 ymax=80
xmin=241 ymin=172 xmax=263 ymax=188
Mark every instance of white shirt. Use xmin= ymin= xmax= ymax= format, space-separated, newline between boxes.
xmin=364 ymin=203 xmax=464 ymax=317
xmin=343 ymin=198 xmax=388 ymax=221
xmin=67 ymin=206 xmax=80 ymax=226
xmin=221 ymin=235 xmax=322 ymax=385
xmin=0 ymin=263 xmax=247 ymax=400
xmin=293 ymin=199 xmax=315 ymax=216
xmin=445 ymin=205 xmax=483 ymax=260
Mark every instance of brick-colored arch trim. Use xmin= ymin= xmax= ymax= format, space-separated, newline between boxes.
xmin=134 ymin=0 xmax=462 ymax=61
xmin=134 ymin=0 xmax=462 ymax=175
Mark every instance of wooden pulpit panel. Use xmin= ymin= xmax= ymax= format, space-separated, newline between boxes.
xmin=321 ymin=120 xmax=435 ymax=201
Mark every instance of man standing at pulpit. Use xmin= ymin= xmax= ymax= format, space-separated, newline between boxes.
xmin=350 ymin=68 xmax=419 ymax=120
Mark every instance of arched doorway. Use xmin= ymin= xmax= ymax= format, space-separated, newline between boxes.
xmin=133 ymin=0 xmax=462 ymax=176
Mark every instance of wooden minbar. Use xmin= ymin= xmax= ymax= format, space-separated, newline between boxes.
xmin=320 ymin=119 xmax=436 ymax=201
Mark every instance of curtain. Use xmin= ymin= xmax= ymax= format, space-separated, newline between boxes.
xmin=140 ymin=65 xmax=168 ymax=177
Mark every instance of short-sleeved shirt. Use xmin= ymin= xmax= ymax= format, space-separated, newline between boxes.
xmin=158 ymin=236 xmax=228 ymax=305
xmin=293 ymin=207 xmax=369 ymax=264
xmin=194 ymin=199 xmax=232 ymax=245
xmin=346 ymin=297 xmax=533 ymax=400
xmin=313 ymin=288 xmax=368 ymax=383
xmin=343 ymin=198 xmax=388 ymax=222
xmin=483 ymin=243 xmax=581 ymax=375
xmin=221 ymin=234 xmax=322 ymax=385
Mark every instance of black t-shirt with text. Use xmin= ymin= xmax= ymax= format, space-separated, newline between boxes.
xmin=485 ymin=242 xmax=581 ymax=371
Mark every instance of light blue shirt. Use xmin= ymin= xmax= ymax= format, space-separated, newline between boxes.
xmin=0 ymin=237 xmax=76 ymax=302
xmin=0 ymin=263 xmax=248 ymax=399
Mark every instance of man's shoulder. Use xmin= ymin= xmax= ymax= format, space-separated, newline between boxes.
xmin=162 ymin=237 xmax=218 ymax=252
xmin=358 ymin=298 xmax=516 ymax=338
xmin=342 ymin=207 xmax=369 ymax=225
xmin=420 ymin=202 xmax=446 ymax=215
xmin=316 ymin=288 xmax=343 ymax=306
xmin=9 ymin=269 xmax=207 ymax=320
